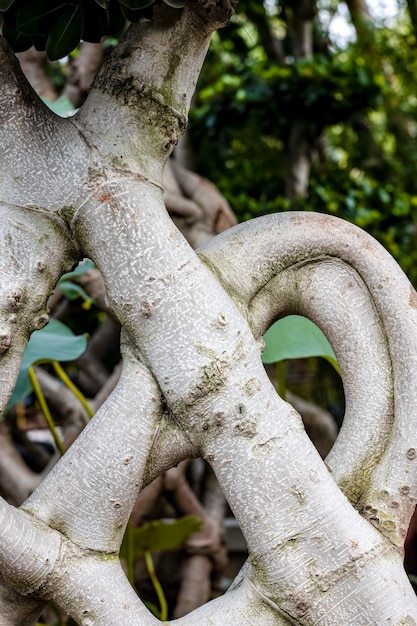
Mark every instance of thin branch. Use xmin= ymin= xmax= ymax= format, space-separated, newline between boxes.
xmin=0 ymin=36 xmax=90 ymax=212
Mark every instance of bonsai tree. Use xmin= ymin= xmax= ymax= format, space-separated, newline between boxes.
xmin=0 ymin=1 xmax=417 ymax=624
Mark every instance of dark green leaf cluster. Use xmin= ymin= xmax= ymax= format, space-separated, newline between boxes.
xmin=193 ymin=54 xmax=382 ymax=143
xmin=188 ymin=10 xmax=417 ymax=284
xmin=0 ymin=0 xmax=187 ymax=60
xmin=307 ymin=170 xmax=417 ymax=286
xmin=189 ymin=51 xmax=382 ymax=221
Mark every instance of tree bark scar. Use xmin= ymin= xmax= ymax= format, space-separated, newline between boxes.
xmin=98 ymin=192 xmax=113 ymax=205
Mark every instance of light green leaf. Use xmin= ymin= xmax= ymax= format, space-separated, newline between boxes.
xmin=58 ymin=282 xmax=94 ymax=303
xmin=57 ymin=260 xmax=95 ymax=302
xmin=120 ymin=516 xmax=202 ymax=561
xmin=42 ymin=95 xmax=77 ymax=118
xmin=8 ymin=319 xmax=87 ymax=407
xmin=262 ymin=315 xmax=340 ymax=374
xmin=59 ymin=259 xmax=95 ymax=281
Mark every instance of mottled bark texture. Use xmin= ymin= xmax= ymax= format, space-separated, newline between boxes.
xmin=1 ymin=2 xmax=417 ymax=625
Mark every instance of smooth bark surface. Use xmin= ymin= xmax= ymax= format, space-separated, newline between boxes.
xmin=0 ymin=1 xmax=417 ymax=624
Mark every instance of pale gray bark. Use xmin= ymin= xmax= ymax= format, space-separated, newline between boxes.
xmin=200 ymin=212 xmax=417 ymax=545
xmin=0 ymin=1 xmax=417 ymax=624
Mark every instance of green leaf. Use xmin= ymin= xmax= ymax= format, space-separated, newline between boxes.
xmin=262 ymin=315 xmax=340 ymax=374
xmin=16 ymin=1 xmax=70 ymax=36
xmin=82 ymin=1 xmax=124 ymax=42
xmin=118 ymin=0 xmax=155 ymax=9
xmin=59 ymin=259 xmax=95 ymax=281
xmin=8 ymin=319 xmax=87 ymax=407
xmin=120 ymin=516 xmax=202 ymax=561
xmin=58 ymin=282 xmax=94 ymax=303
xmin=32 ymin=34 xmax=48 ymax=51
xmin=46 ymin=4 xmax=84 ymax=60
xmin=0 ymin=0 xmax=15 ymax=11
xmin=94 ymin=0 xmax=109 ymax=7
xmin=81 ymin=1 xmax=108 ymax=42
xmin=42 ymin=95 xmax=77 ymax=117
xmin=1 ymin=23 xmax=33 ymax=52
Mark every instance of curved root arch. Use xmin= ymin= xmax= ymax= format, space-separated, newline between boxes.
xmin=199 ymin=211 xmax=417 ymax=547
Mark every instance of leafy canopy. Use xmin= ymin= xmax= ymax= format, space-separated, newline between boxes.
xmin=0 ymin=0 xmax=187 ymax=60
xmin=189 ymin=3 xmax=417 ymax=285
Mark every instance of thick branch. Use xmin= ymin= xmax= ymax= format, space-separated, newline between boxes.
xmin=0 ymin=205 xmax=79 ymax=416
xmin=199 ymin=212 xmax=417 ymax=547
xmin=0 ymin=38 xmax=90 ymax=212
xmin=23 ymin=340 xmax=165 ymax=552
xmin=75 ymin=2 xmax=235 ymax=183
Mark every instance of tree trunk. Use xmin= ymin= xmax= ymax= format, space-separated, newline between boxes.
xmin=0 ymin=2 xmax=417 ymax=625
xmin=284 ymin=0 xmax=317 ymax=200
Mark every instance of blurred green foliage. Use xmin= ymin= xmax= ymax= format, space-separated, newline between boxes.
xmin=189 ymin=1 xmax=417 ymax=284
